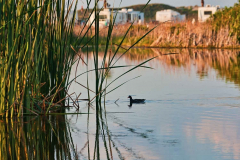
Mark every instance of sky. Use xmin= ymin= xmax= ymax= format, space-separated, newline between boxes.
xmin=77 ymin=0 xmax=239 ymax=9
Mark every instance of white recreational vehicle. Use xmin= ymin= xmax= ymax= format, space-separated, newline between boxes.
xmin=115 ymin=9 xmax=128 ymax=24
xmin=88 ymin=8 xmax=144 ymax=27
xmin=198 ymin=4 xmax=220 ymax=22
xmin=156 ymin=10 xmax=186 ymax=22
xmin=88 ymin=9 xmax=112 ymax=27
xmin=124 ymin=9 xmax=144 ymax=24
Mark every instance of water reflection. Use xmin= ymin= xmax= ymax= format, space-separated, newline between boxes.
xmin=185 ymin=119 xmax=240 ymax=160
xmin=51 ymin=48 xmax=240 ymax=159
xmin=80 ymin=48 xmax=240 ymax=87
xmin=0 ymin=116 xmax=77 ymax=159
xmin=4 ymin=48 xmax=240 ymax=159
xmin=152 ymin=48 xmax=240 ymax=84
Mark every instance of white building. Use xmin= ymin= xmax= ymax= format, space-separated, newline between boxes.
xmin=156 ymin=10 xmax=186 ymax=22
xmin=198 ymin=4 xmax=220 ymax=22
xmin=88 ymin=8 xmax=144 ymax=27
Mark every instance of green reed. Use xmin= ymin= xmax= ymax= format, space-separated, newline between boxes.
xmin=77 ymin=0 xmax=157 ymax=159
xmin=0 ymin=0 xmax=79 ymax=117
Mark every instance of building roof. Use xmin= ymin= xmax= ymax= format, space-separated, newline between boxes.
xmin=156 ymin=9 xmax=180 ymax=15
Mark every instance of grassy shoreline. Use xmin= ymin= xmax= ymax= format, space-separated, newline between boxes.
xmin=74 ymin=22 xmax=240 ymax=49
xmin=75 ymin=2 xmax=240 ymax=49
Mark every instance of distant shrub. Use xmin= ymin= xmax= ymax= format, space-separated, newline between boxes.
xmin=211 ymin=1 xmax=240 ymax=41
xmin=130 ymin=25 xmax=149 ymax=32
xmin=170 ymin=24 xmax=185 ymax=35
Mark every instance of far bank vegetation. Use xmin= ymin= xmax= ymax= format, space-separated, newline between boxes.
xmin=75 ymin=2 xmax=240 ymax=49
xmin=74 ymin=22 xmax=240 ymax=48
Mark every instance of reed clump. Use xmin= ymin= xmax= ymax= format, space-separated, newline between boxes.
xmin=0 ymin=0 xmax=78 ymax=117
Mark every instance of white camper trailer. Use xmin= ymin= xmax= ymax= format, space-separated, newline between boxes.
xmin=116 ymin=9 xmax=128 ymax=24
xmin=88 ymin=9 xmax=127 ymax=27
xmin=88 ymin=9 xmax=112 ymax=27
xmin=198 ymin=4 xmax=220 ymax=22
xmin=126 ymin=9 xmax=144 ymax=24
xmin=156 ymin=10 xmax=186 ymax=22
xmin=88 ymin=8 xmax=144 ymax=27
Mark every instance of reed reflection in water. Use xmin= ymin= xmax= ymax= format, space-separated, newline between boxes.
xmin=0 ymin=116 xmax=77 ymax=159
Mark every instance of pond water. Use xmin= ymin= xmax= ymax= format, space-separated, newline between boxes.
xmin=2 ymin=48 xmax=240 ymax=160
xmin=66 ymin=48 xmax=240 ymax=160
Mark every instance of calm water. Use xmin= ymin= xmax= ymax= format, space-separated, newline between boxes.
xmin=2 ymin=48 xmax=240 ymax=159
xmin=66 ymin=48 xmax=240 ymax=160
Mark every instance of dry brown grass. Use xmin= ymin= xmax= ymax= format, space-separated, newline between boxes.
xmin=73 ymin=21 xmax=240 ymax=48
xmin=150 ymin=22 xmax=240 ymax=48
